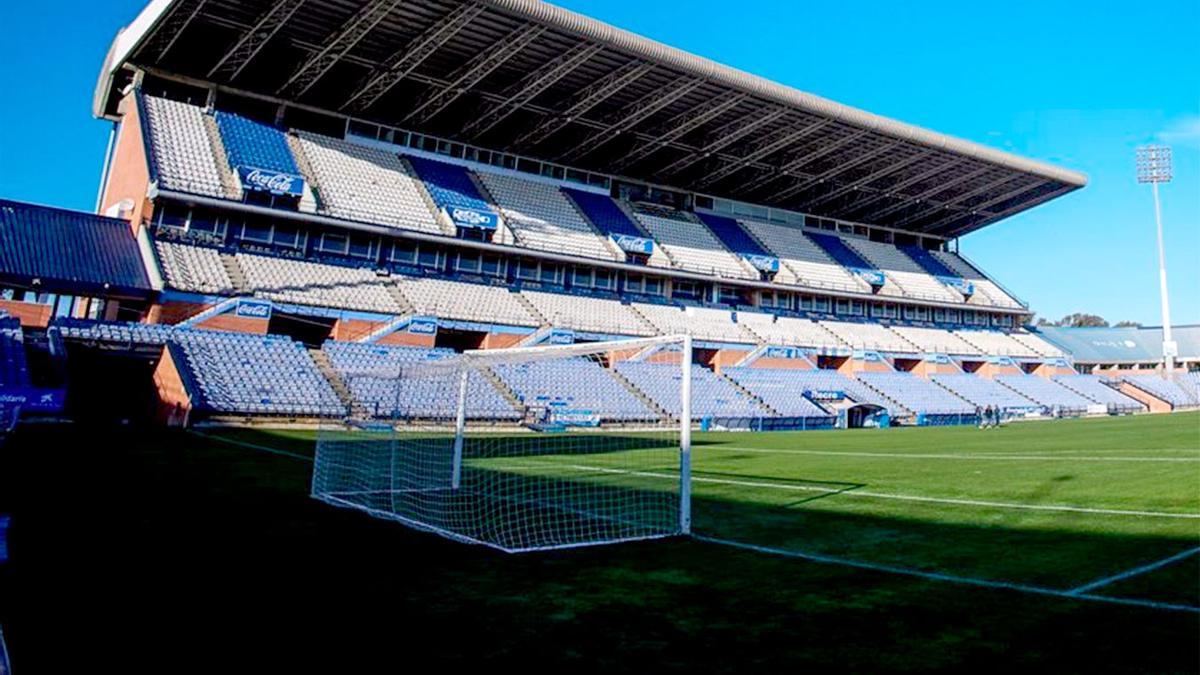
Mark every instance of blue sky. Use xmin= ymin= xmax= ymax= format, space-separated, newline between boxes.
xmin=0 ymin=0 xmax=1196 ymax=325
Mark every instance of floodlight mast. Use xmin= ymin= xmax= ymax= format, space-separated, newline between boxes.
xmin=1135 ymin=145 xmax=1175 ymax=373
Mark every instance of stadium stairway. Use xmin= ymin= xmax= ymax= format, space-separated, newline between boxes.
xmin=720 ymin=372 xmax=784 ymax=417
xmin=385 ymin=283 xmax=415 ymax=315
xmin=560 ymin=191 xmax=629 ymax=261
xmin=219 ymin=253 xmax=249 ymax=293
xmin=201 ymin=114 xmax=242 ymax=200
xmin=616 ymin=201 xmax=680 ymax=268
xmin=607 ymin=367 xmax=673 ymax=423
xmin=478 ymin=365 xmax=527 ymax=417
xmin=514 ymin=294 xmax=550 ymax=326
xmin=850 ymin=376 xmax=913 ymax=418
xmin=309 ymin=348 xmax=366 ymax=417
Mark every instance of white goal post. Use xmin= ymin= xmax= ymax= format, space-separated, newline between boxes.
xmin=312 ymin=334 xmax=693 ymax=552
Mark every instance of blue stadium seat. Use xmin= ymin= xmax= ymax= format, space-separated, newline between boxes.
xmin=856 ymin=371 xmax=976 ymax=419
xmin=615 ymin=361 xmax=765 ymax=420
xmin=214 ymin=111 xmax=301 ymax=176
xmin=492 ymin=358 xmax=656 ymax=422
xmin=405 ymin=155 xmax=492 ymax=212
xmin=694 ymin=213 xmax=771 ymax=257
xmin=561 ymin=188 xmax=647 ymax=240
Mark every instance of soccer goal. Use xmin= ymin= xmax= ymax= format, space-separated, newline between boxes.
xmin=312 ymin=334 xmax=693 ymax=553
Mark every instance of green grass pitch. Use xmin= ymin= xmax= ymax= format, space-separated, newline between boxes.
xmin=0 ymin=412 xmax=1196 ymax=672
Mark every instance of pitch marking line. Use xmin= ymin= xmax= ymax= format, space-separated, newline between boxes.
xmin=694 ymin=535 xmax=1200 ymax=614
xmin=191 ymin=431 xmax=314 ymax=462
xmin=560 ymin=464 xmax=1200 ymax=519
xmin=1068 ymin=546 xmax=1200 ymax=595
xmin=712 ymin=446 xmax=1200 ymax=463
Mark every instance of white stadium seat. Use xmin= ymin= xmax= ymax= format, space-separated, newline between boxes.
xmin=397 ymin=276 xmax=539 ymax=327
xmin=141 ymin=95 xmax=227 ymax=198
xmin=634 ymin=213 xmax=754 ymax=279
xmin=475 ymin=171 xmax=620 ymax=261
xmin=738 ymin=220 xmax=865 ymax=292
xmin=842 ymin=237 xmax=960 ymax=302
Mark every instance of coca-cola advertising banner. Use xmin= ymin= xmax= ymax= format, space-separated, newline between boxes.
xmin=238 ymin=166 xmax=305 ymax=196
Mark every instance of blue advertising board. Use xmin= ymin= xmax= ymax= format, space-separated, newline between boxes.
xmin=447 ymin=207 xmax=499 ymax=230
xmin=237 ymin=166 xmax=305 ymax=196
xmin=0 ymin=387 xmax=66 ymax=413
xmin=852 ymin=268 xmax=886 ymax=287
xmin=743 ymin=254 xmax=781 ymax=273
xmin=611 ymin=234 xmax=655 ymax=255
xmin=407 ymin=316 xmax=439 ymax=335
xmin=939 ymin=276 xmax=975 ymax=296
xmin=547 ymin=328 xmax=575 ymax=345
xmin=235 ymin=298 xmax=273 ymax=320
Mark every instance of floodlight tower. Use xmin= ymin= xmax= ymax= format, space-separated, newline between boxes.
xmin=1135 ymin=145 xmax=1176 ymax=372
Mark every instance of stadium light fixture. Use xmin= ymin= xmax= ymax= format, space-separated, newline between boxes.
xmin=1135 ymin=145 xmax=1176 ymax=372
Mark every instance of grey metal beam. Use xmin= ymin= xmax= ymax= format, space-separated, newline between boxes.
xmin=829 ymin=158 xmax=966 ymax=218
xmin=865 ymin=165 xmax=993 ymax=222
xmin=766 ymin=137 xmax=897 ymax=204
xmin=277 ymin=0 xmax=403 ymax=100
xmin=732 ymin=129 xmax=870 ymax=197
xmin=607 ymin=91 xmax=748 ymax=173
xmin=138 ymin=0 xmax=210 ymax=63
xmin=507 ymin=59 xmax=654 ymax=150
xmin=935 ymin=183 xmax=1076 ymax=237
xmin=556 ymin=76 xmax=705 ymax=163
xmin=692 ymin=118 xmax=832 ymax=190
xmin=341 ymin=2 xmax=486 ymax=112
xmin=891 ymin=175 xmax=1027 ymax=227
xmin=461 ymin=42 xmax=603 ymax=139
xmin=207 ymin=0 xmax=307 ymax=81
xmin=804 ymin=149 xmax=931 ymax=210
xmin=655 ymin=106 xmax=789 ymax=178
xmin=401 ymin=22 xmax=546 ymax=125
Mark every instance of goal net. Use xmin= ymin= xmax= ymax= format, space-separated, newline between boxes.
xmin=312 ymin=335 xmax=693 ymax=553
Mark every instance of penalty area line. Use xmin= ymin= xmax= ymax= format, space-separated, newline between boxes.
xmin=713 ymin=446 xmax=1200 ymax=463
xmin=190 ymin=431 xmax=314 ymax=462
xmin=1068 ymin=546 xmax=1200 ymax=595
xmin=693 ymin=535 xmax=1200 ymax=614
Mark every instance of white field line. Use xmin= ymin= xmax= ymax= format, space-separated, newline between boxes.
xmin=710 ymin=445 xmax=1200 ymax=463
xmin=191 ymin=432 xmax=314 ymax=461
xmin=1068 ymin=546 xmax=1200 ymax=595
xmin=694 ymin=535 xmax=1200 ymax=614
xmin=556 ymin=464 xmax=1200 ymax=519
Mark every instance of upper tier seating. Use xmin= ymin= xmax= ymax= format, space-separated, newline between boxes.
xmin=888 ymin=325 xmax=982 ymax=355
xmin=929 ymin=374 xmax=1038 ymax=410
xmin=633 ymin=213 xmax=754 ymax=279
xmin=857 ymin=372 xmax=975 ymax=416
xmin=213 ymin=111 xmax=300 ymax=175
xmin=155 ymin=241 xmax=235 ymax=295
xmin=695 ymin=213 xmax=775 ymax=261
xmin=739 ymin=220 xmax=862 ymax=291
xmin=405 ymin=155 xmax=492 ymax=212
xmin=737 ymin=312 xmax=843 ymax=349
xmin=931 ymin=251 xmax=1022 ymax=308
xmin=492 ymin=359 xmax=656 ymax=422
xmin=807 ymin=233 xmax=903 ymax=297
xmin=722 ymin=368 xmax=864 ymax=417
xmin=520 ymin=290 xmax=653 ymax=336
xmin=0 ymin=319 xmax=30 ymax=388
xmin=398 ymin=277 xmax=538 ymax=327
xmin=561 ymin=189 xmax=645 ymax=240
xmin=902 ymin=245 xmax=960 ymax=279
xmin=1121 ymin=374 xmax=1200 ymax=408
xmin=1010 ymin=332 xmax=1064 ymax=357
xmin=615 ymin=362 xmax=765 ymax=420
xmin=819 ymin=320 xmax=915 ymax=353
xmin=172 ymin=331 xmax=344 ymax=417
xmin=844 ymin=237 xmax=959 ymax=302
xmin=54 ymin=320 xmax=176 ymax=345
xmin=475 ymin=172 xmax=618 ymax=261
xmin=291 ymin=131 xmax=441 ymax=233
xmin=954 ymin=330 xmax=1041 ymax=358
xmin=237 ymin=253 xmax=403 ymax=314
xmin=141 ymin=96 xmax=226 ymax=198
xmin=1053 ymin=375 xmax=1145 ymax=412
xmin=995 ymin=375 xmax=1092 ymax=411
xmin=632 ymin=303 xmax=755 ymax=344
xmin=322 ymin=341 xmax=518 ymax=420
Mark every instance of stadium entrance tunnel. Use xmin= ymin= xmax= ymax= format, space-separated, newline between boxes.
xmin=843 ymin=404 xmax=890 ymax=429
xmin=268 ymin=312 xmax=335 ymax=347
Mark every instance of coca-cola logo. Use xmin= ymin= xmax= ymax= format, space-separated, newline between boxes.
xmin=448 ymin=207 xmax=498 ymax=230
xmin=239 ymin=167 xmax=303 ymax=195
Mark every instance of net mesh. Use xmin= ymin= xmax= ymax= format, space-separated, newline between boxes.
xmin=313 ymin=336 xmax=689 ymax=552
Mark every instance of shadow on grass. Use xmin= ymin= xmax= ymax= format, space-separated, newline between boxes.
xmin=0 ymin=424 xmax=1196 ymax=673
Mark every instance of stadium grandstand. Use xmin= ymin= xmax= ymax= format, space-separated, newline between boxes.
xmin=0 ymin=0 xmax=1193 ymax=431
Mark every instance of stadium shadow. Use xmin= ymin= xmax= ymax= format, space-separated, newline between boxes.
xmin=2 ymin=424 xmax=1196 ymax=673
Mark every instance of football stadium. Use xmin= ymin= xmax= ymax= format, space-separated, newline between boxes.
xmin=0 ymin=0 xmax=1197 ymax=670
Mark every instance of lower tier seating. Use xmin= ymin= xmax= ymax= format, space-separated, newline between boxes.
xmin=856 ymin=372 xmax=975 ymax=416
xmin=172 ymin=331 xmax=344 ymax=417
xmin=0 ymin=318 xmax=30 ymax=388
xmin=322 ymin=341 xmax=518 ymax=420
xmin=929 ymin=374 xmax=1038 ymax=410
xmin=492 ymin=358 xmax=656 ymax=422
xmin=994 ymin=375 xmax=1092 ymax=412
xmin=615 ymin=362 xmax=765 ymax=420
xmin=237 ymin=253 xmax=403 ymax=314
xmin=1120 ymin=375 xmax=1200 ymax=408
xmin=721 ymin=368 xmax=853 ymax=418
xmin=1053 ymin=375 xmax=1145 ymax=412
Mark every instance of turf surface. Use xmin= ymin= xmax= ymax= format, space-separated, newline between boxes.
xmin=0 ymin=413 xmax=1197 ymax=672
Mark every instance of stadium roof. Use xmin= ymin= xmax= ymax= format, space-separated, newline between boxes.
xmin=0 ymin=200 xmax=152 ymax=298
xmin=95 ymin=0 xmax=1087 ymax=238
xmin=1035 ymin=325 xmax=1200 ymax=364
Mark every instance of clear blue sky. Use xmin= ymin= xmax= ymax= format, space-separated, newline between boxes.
xmin=1 ymin=0 xmax=1196 ymax=326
